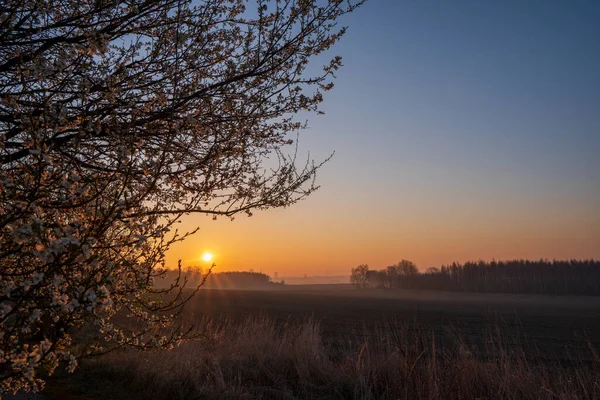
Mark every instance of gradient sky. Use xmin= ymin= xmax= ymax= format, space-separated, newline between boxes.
xmin=169 ymin=0 xmax=600 ymax=276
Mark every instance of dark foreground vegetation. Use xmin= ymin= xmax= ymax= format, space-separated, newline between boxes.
xmin=62 ymin=315 xmax=600 ymax=400
xmin=354 ymin=259 xmax=600 ymax=295
xmin=48 ymin=288 xmax=600 ymax=400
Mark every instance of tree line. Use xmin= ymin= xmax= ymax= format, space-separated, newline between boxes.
xmin=351 ymin=259 xmax=600 ymax=295
xmin=160 ymin=269 xmax=282 ymax=290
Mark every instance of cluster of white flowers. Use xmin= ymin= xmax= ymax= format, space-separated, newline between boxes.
xmin=0 ymin=154 xmax=193 ymax=393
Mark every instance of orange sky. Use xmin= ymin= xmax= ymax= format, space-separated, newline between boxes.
xmin=167 ymin=187 xmax=600 ymax=277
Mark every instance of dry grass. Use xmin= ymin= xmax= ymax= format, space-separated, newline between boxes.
xmin=71 ymin=315 xmax=600 ymax=400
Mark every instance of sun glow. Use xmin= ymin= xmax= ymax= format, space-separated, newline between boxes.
xmin=202 ymin=252 xmax=213 ymax=262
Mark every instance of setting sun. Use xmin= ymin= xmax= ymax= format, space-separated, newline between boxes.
xmin=202 ymin=252 xmax=213 ymax=262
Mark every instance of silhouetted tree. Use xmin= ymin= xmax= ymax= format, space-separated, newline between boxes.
xmin=425 ymin=267 xmax=440 ymax=275
xmin=385 ymin=265 xmax=399 ymax=289
xmin=397 ymin=259 xmax=418 ymax=277
xmin=351 ymin=264 xmax=369 ymax=289
xmin=383 ymin=259 xmax=418 ymax=289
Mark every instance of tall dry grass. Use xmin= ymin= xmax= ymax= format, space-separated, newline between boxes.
xmin=73 ymin=315 xmax=600 ymax=400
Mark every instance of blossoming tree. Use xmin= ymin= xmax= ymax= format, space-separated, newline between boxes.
xmin=0 ymin=0 xmax=363 ymax=393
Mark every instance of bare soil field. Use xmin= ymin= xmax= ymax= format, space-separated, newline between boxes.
xmin=185 ymin=285 xmax=600 ymax=362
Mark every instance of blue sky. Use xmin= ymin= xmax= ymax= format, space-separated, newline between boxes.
xmin=307 ymin=0 xmax=599 ymax=224
xmin=317 ymin=0 xmax=599 ymax=189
